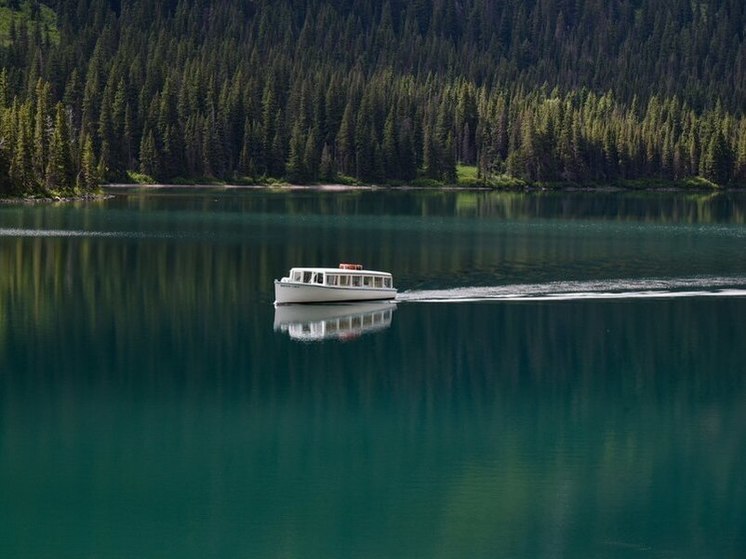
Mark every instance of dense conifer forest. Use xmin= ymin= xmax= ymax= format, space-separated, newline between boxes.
xmin=0 ymin=0 xmax=745 ymax=196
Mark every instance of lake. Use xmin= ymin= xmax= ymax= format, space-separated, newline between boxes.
xmin=1 ymin=188 xmax=745 ymax=557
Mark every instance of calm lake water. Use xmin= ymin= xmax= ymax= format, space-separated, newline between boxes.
xmin=1 ymin=188 xmax=745 ymax=557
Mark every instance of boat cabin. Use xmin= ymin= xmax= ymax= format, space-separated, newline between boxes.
xmin=287 ymin=267 xmax=393 ymax=289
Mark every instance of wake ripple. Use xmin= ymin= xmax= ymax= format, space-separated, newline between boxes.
xmin=397 ymin=277 xmax=746 ymax=302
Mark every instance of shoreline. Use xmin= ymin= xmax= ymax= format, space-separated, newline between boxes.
xmin=103 ymin=182 xmax=740 ymax=193
xmin=0 ymin=193 xmax=113 ymax=204
xmin=2 ymin=182 xmax=743 ymax=203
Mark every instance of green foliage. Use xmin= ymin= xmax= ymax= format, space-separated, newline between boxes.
xmin=45 ymin=102 xmax=73 ymax=193
xmin=0 ymin=1 xmax=59 ymax=47
xmin=456 ymin=165 xmax=479 ymax=187
xmin=79 ymin=134 xmax=99 ymax=191
xmin=127 ymin=171 xmax=156 ymax=184
xmin=0 ymin=0 xmax=746 ymax=195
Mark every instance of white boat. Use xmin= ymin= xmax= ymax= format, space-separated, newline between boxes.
xmin=273 ymin=301 xmax=396 ymax=342
xmin=274 ymin=263 xmax=396 ymax=304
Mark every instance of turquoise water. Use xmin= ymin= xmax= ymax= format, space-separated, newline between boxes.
xmin=1 ymin=189 xmax=745 ymax=557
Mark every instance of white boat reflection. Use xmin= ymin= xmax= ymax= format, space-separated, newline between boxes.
xmin=273 ymin=301 xmax=396 ymax=342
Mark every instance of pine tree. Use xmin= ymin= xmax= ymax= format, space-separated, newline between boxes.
xmin=336 ymin=100 xmax=355 ymax=176
xmin=703 ymin=130 xmax=733 ymax=185
xmin=202 ymin=112 xmax=218 ymax=178
xmin=260 ymin=79 xmax=277 ymax=174
xmin=286 ymin=120 xmax=306 ymax=183
xmin=78 ymin=134 xmax=99 ymax=192
xmin=733 ymin=122 xmax=746 ymax=184
xmin=122 ymin=105 xmax=134 ymax=170
xmin=398 ymin=117 xmax=417 ymax=181
xmin=33 ymin=79 xmax=51 ymax=182
xmin=46 ymin=103 xmax=74 ymax=193
xmin=303 ymin=126 xmax=319 ymax=181
xmin=443 ymin=131 xmax=457 ymax=183
xmin=97 ymin=88 xmax=113 ymax=179
xmin=434 ymin=96 xmax=455 ymax=181
xmin=355 ymin=95 xmax=375 ymax=180
xmin=319 ymin=143 xmax=334 ymax=182
xmin=382 ymin=109 xmax=398 ymax=180
xmin=10 ymin=103 xmax=34 ymax=194
xmin=238 ymin=118 xmax=254 ymax=178
xmin=139 ymin=130 xmax=159 ymax=179
xmin=270 ymin=109 xmax=286 ymax=177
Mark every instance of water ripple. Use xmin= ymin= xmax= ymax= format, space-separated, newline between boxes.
xmin=398 ymin=277 xmax=746 ymax=302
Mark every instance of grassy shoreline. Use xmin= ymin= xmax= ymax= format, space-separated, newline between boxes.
xmin=109 ymin=177 xmax=737 ymax=192
xmin=116 ymin=165 xmax=739 ymax=191
xmin=3 ymin=168 xmax=742 ymax=202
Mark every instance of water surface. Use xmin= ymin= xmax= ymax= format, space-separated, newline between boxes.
xmin=1 ymin=189 xmax=745 ymax=557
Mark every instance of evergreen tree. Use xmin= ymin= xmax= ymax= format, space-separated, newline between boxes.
xmin=336 ymin=99 xmax=355 ymax=177
xmin=33 ymin=79 xmax=51 ymax=181
xmin=319 ymin=143 xmax=334 ymax=182
xmin=45 ymin=103 xmax=74 ymax=192
xmin=139 ymin=129 xmax=159 ymax=179
xmin=303 ymin=126 xmax=319 ymax=181
xmin=260 ymin=79 xmax=277 ymax=174
xmin=286 ymin=120 xmax=306 ymax=183
xmin=382 ymin=109 xmax=398 ymax=180
xmin=703 ymin=130 xmax=733 ymax=185
xmin=270 ymin=109 xmax=286 ymax=177
xmin=79 ymin=134 xmax=99 ymax=192
xmin=10 ymin=103 xmax=34 ymax=194
xmin=734 ymin=124 xmax=746 ymax=183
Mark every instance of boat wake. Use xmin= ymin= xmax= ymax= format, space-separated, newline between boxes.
xmin=397 ymin=277 xmax=746 ymax=303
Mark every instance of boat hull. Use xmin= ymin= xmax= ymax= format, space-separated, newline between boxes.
xmin=274 ymin=280 xmax=397 ymax=304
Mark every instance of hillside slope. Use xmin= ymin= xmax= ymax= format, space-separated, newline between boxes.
xmin=0 ymin=0 xmax=745 ymax=195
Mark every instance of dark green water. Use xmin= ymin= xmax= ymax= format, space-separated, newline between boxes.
xmin=1 ymin=189 xmax=745 ymax=557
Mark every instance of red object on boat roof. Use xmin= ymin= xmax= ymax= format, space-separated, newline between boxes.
xmin=339 ymin=263 xmax=363 ymax=270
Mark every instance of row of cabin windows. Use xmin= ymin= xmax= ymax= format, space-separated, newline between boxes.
xmin=291 ymin=271 xmax=392 ymax=288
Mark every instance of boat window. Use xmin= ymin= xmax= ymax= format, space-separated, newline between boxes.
xmin=374 ymin=277 xmax=383 ymax=287
xmin=314 ymin=273 xmax=323 ymax=284
xmin=339 ymin=275 xmax=349 ymax=286
xmin=292 ymin=271 xmax=302 ymax=281
xmin=352 ymin=275 xmax=361 ymax=287
xmin=384 ymin=277 xmax=391 ymax=288
xmin=303 ymin=271 xmax=312 ymax=283
xmin=363 ymin=276 xmax=372 ymax=287
xmin=327 ymin=274 xmax=338 ymax=286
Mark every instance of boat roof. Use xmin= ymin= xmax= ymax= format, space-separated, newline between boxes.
xmin=289 ymin=267 xmax=391 ymax=276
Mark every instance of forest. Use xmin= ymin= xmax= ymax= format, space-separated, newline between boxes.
xmin=0 ymin=0 xmax=745 ymax=196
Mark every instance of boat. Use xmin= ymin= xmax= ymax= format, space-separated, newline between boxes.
xmin=274 ymin=263 xmax=396 ymax=304
xmin=273 ymin=301 xmax=396 ymax=342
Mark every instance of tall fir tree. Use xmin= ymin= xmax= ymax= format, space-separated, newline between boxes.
xmin=45 ymin=103 xmax=74 ymax=193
